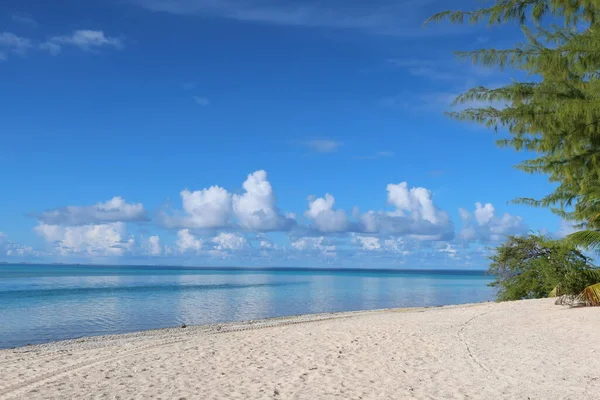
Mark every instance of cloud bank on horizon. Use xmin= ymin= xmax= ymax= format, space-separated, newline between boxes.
xmin=0 ymin=169 xmax=537 ymax=267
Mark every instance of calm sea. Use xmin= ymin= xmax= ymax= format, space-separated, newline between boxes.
xmin=0 ymin=264 xmax=495 ymax=349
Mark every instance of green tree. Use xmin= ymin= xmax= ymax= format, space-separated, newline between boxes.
xmin=424 ymin=1 xmax=600 ymax=229
xmin=488 ymin=234 xmax=596 ymax=301
xmin=426 ymin=1 xmax=600 ymax=305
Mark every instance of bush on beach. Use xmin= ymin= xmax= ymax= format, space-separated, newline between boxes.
xmin=488 ymin=234 xmax=600 ymax=306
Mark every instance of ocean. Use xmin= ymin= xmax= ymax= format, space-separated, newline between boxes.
xmin=0 ymin=264 xmax=496 ymax=349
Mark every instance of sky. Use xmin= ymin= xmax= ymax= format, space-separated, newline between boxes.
xmin=0 ymin=0 xmax=576 ymax=268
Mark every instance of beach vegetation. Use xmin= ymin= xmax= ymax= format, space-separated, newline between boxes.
xmin=426 ymin=1 xmax=600 ymax=304
xmin=425 ymin=1 xmax=600 ymax=225
xmin=488 ymin=234 xmax=600 ymax=305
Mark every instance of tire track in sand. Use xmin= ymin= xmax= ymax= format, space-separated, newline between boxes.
xmin=0 ymin=312 xmax=360 ymax=399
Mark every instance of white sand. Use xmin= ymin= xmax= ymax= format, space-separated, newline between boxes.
xmin=1 ymin=298 xmax=599 ymax=399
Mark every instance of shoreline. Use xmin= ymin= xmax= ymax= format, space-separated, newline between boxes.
xmin=1 ymin=262 xmax=489 ymax=274
xmin=2 ymin=298 xmax=599 ymax=399
xmin=3 ymin=300 xmax=490 ymax=352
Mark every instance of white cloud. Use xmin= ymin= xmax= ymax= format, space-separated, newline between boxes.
xmin=305 ymin=193 xmax=349 ymax=233
xmin=193 ymin=96 xmax=210 ymax=106
xmin=473 ymin=202 xmax=495 ymax=225
xmin=181 ymin=186 xmax=232 ymax=228
xmin=233 ymin=170 xmax=295 ymax=231
xmin=382 ymin=237 xmax=411 ymax=255
xmin=378 ymin=182 xmax=454 ymax=239
xmin=458 ymin=202 xmax=527 ymax=242
xmin=303 ymin=182 xmax=453 ymax=240
xmin=5 ymin=244 xmax=34 ymax=257
xmin=0 ymin=32 xmax=32 ymax=57
xmin=176 ymin=229 xmax=203 ymax=253
xmin=162 ymin=170 xmax=294 ymax=231
xmin=35 ymin=222 xmax=134 ymax=256
xmin=41 ymin=30 xmax=123 ymax=55
xmin=352 ymin=235 xmax=381 ymax=251
xmin=302 ymin=139 xmax=342 ymax=153
xmin=291 ymin=236 xmax=336 ymax=256
xmin=439 ymin=243 xmax=457 ymax=258
xmin=260 ymin=240 xmax=274 ymax=249
xmin=387 ymin=182 xmax=438 ymax=224
xmin=163 ymin=186 xmax=232 ymax=229
xmin=212 ymin=232 xmax=249 ymax=251
xmin=147 ymin=235 xmax=162 ymax=255
xmin=0 ymin=233 xmax=36 ymax=257
xmin=37 ymin=196 xmax=147 ymax=226
xmin=555 ymin=219 xmax=580 ymax=239
xmin=351 ymin=235 xmax=411 ymax=255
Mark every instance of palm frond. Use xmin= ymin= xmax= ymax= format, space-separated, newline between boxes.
xmin=583 ymin=268 xmax=600 ymax=281
xmin=566 ymin=230 xmax=600 ymax=251
xmin=580 ymin=283 xmax=600 ymax=306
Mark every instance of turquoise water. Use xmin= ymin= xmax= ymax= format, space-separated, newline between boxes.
xmin=0 ymin=264 xmax=495 ymax=349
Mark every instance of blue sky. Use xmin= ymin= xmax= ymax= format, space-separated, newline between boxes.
xmin=0 ymin=0 xmax=573 ymax=268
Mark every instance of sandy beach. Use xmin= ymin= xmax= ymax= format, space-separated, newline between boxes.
xmin=1 ymin=298 xmax=599 ymax=399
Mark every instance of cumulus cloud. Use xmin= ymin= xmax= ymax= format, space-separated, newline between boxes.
xmin=233 ymin=170 xmax=296 ymax=231
xmin=305 ymin=193 xmax=349 ymax=233
xmin=165 ymin=186 xmax=232 ymax=229
xmin=291 ymin=236 xmax=336 ymax=256
xmin=382 ymin=237 xmax=411 ymax=255
xmin=176 ymin=229 xmax=203 ymax=253
xmin=212 ymin=232 xmax=249 ymax=251
xmin=351 ymin=235 xmax=381 ymax=251
xmin=305 ymin=182 xmax=453 ymax=240
xmin=146 ymin=235 xmax=162 ymax=255
xmin=37 ymin=197 xmax=147 ymax=226
xmin=438 ymin=243 xmax=457 ymax=257
xmin=351 ymin=235 xmax=411 ymax=255
xmin=41 ymin=30 xmax=123 ymax=55
xmin=161 ymin=170 xmax=294 ymax=231
xmin=458 ymin=202 xmax=527 ymax=242
xmin=260 ymin=240 xmax=274 ymax=250
xmin=388 ymin=183 xmax=436 ymax=222
xmin=35 ymin=222 xmax=134 ymax=256
xmin=371 ymin=182 xmax=453 ymax=239
xmin=5 ymin=245 xmax=34 ymax=257
xmin=0 ymin=233 xmax=36 ymax=257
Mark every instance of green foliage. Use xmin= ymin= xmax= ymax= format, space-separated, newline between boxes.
xmin=427 ymin=1 xmax=600 ymax=305
xmin=425 ymin=1 xmax=600 ymax=231
xmin=488 ymin=234 xmax=596 ymax=301
xmin=581 ymin=282 xmax=600 ymax=305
